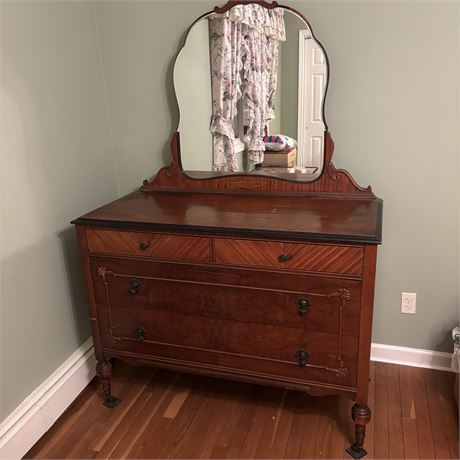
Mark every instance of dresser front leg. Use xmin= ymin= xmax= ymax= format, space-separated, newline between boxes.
xmin=346 ymin=403 xmax=371 ymax=459
xmin=96 ymin=360 xmax=121 ymax=408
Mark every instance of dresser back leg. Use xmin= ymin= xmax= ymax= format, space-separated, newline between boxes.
xmin=346 ymin=403 xmax=371 ymax=459
xmin=96 ymin=359 xmax=121 ymax=408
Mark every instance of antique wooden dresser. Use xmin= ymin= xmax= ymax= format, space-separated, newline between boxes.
xmin=73 ymin=1 xmax=382 ymax=458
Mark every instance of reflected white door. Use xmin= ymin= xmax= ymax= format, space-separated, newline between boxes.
xmin=297 ymin=30 xmax=327 ymax=170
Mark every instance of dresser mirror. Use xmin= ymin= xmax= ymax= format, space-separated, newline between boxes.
xmin=175 ymin=2 xmax=329 ymax=182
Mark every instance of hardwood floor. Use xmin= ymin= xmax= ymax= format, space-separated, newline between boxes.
xmin=25 ymin=361 xmax=459 ymax=459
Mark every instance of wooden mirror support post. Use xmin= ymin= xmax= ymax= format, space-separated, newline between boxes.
xmin=72 ymin=2 xmax=382 ymax=459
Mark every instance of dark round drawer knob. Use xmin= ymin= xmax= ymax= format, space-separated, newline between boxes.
xmin=278 ymin=253 xmax=292 ymax=262
xmin=129 ymin=279 xmax=141 ymax=295
xmin=135 ymin=327 xmax=146 ymax=342
xmin=139 ymin=241 xmax=150 ymax=251
xmin=295 ymin=348 xmax=310 ymax=368
xmin=296 ymin=297 xmax=310 ymax=316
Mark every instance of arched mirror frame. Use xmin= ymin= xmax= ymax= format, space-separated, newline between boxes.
xmin=177 ymin=1 xmax=328 ymax=181
xmin=142 ymin=0 xmax=373 ymax=196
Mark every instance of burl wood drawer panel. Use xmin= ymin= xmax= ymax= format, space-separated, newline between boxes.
xmin=86 ymin=229 xmax=210 ymax=262
xmin=214 ymin=239 xmax=363 ymax=275
xmin=92 ymin=261 xmax=361 ymax=337
xmin=90 ymin=256 xmax=363 ymax=294
xmin=97 ymin=306 xmax=358 ymax=388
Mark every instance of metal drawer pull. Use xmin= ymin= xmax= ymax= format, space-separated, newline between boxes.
xmin=129 ymin=279 xmax=141 ymax=294
xmin=278 ymin=253 xmax=292 ymax=262
xmin=139 ymin=241 xmax=150 ymax=251
xmin=135 ymin=327 xmax=146 ymax=342
xmin=295 ymin=348 xmax=310 ymax=368
xmin=296 ymin=297 xmax=310 ymax=316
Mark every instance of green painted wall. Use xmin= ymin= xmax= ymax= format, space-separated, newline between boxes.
xmin=301 ymin=1 xmax=460 ymax=352
xmin=1 ymin=0 xmax=458 ymax=425
xmin=0 ymin=1 xmax=119 ymax=421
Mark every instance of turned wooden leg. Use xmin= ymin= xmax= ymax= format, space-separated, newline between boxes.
xmin=96 ymin=360 xmax=121 ymax=408
xmin=346 ymin=403 xmax=371 ymax=459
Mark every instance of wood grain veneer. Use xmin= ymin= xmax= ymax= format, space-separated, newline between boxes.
xmin=74 ymin=190 xmax=382 ymax=245
xmin=97 ymin=304 xmax=359 ymax=388
xmin=86 ymin=229 xmax=211 ymax=262
xmin=90 ymin=257 xmax=362 ymax=336
xmin=214 ymin=238 xmax=364 ymax=274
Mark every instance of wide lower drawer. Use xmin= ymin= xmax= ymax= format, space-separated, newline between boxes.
xmin=91 ymin=257 xmax=362 ymax=336
xmin=214 ymin=238 xmax=364 ymax=275
xmin=97 ymin=305 xmax=358 ymax=388
xmin=86 ymin=229 xmax=211 ymax=263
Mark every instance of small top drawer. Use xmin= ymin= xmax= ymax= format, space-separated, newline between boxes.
xmin=214 ymin=238 xmax=363 ymax=275
xmin=86 ymin=229 xmax=211 ymax=263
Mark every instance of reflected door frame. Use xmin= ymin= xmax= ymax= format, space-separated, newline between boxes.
xmin=297 ymin=29 xmax=327 ymax=170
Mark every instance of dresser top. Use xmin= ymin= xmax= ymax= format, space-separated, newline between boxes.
xmin=73 ymin=190 xmax=382 ymax=244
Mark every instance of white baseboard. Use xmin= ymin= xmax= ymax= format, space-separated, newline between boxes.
xmin=0 ymin=340 xmax=453 ymax=459
xmin=0 ymin=338 xmax=96 ymax=460
xmin=371 ymin=342 xmax=453 ymax=372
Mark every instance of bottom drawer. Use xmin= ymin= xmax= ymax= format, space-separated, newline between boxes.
xmin=97 ymin=305 xmax=358 ymax=389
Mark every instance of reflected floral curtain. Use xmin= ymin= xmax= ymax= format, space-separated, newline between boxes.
xmin=209 ymin=5 xmax=285 ymax=171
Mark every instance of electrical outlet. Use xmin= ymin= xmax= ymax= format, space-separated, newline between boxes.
xmin=401 ymin=292 xmax=416 ymax=314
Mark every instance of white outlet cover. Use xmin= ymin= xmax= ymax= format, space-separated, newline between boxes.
xmin=401 ymin=292 xmax=416 ymax=314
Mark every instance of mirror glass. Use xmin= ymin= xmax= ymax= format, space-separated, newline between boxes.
xmin=175 ymin=4 xmax=328 ymax=181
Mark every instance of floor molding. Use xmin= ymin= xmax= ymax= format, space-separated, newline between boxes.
xmin=0 ymin=338 xmax=96 ymax=459
xmin=371 ymin=342 xmax=453 ymax=372
xmin=0 ymin=340 xmax=453 ymax=458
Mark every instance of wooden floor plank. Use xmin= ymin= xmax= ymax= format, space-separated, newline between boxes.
xmin=435 ymin=370 xmax=459 ymax=460
xmin=90 ymin=366 xmax=157 ymax=454
xmin=297 ymin=395 xmax=323 ymax=459
xmin=267 ymin=390 xmax=297 ymax=458
xmin=142 ymin=374 xmax=211 ymax=459
xmin=25 ymin=362 xmax=458 ymax=460
xmin=362 ymin=361 xmax=376 ymax=460
xmin=402 ymin=417 xmax=420 ymax=459
xmin=423 ymin=368 xmax=451 ymax=459
xmin=340 ymin=397 xmax=355 ymax=460
xmin=171 ymin=378 xmax=236 ymax=459
xmin=162 ymin=388 xmax=191 ymax=420
xmin=253 ymin=389 xmax=287 ymax=458
xmin=238 ymin=386 xmax=281 ymax=459
xmin=387 ymin=364 xmax=404 ymax=459
xmin=223 ymin=385 xmax=262 ymax=459
xmin=105 ymin=370 xmax=179 ymax=459
xmin=374 ymin=362 xmax=390 ymax=459
xmin=399 ymin=365 xmax=416 ymax=419
xmin=283 ymin=392 xmax=310 ymax=459
xmin=208 ymin=382 xmax=253 ymax=459
xmin=411 ymin=367 xmax=435 ymax=459
xmin=93 ymin=370 xmax=161 ymax=459
xmin=316 ymin=395 xmax=347 ymax=459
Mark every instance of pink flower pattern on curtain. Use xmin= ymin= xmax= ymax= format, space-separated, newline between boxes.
xmin=209 ymin=5 xmax=286 ymax=172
